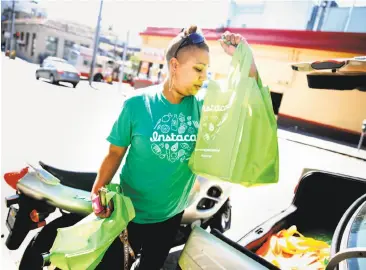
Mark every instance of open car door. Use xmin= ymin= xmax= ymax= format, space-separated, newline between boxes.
xmin=291 ymin=56 xmax=366 ymax=91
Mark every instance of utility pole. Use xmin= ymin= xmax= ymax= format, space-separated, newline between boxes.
xmin=119 ymin=30 xmax=130 ymax=87
xmin=5 ymin=9 xmax=12 ymax=51
xmin=89 ymin=0 xmax=104 ymax=86
xmin=10 ymin=1 xmax=16 ymax=51
xmin=314 ymin=0 xmax=328 ymax=31
xmin=114 ymin=35 xmax=118 ymax=60
xmin=108 ymin=25 xmax=118 ymax=60
xmin=6 ymin=0 xmax=16 ymax=52
xmin=321 ymin=0 xmax=333 ymax=30
xmin=226 ymin=0 xmax=234 ymax=27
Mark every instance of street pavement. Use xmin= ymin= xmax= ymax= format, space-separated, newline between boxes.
xmin=278 ymin=129 xmax=366 ymax=161
xmin=1 ymin=55 xmax=366 ymax=269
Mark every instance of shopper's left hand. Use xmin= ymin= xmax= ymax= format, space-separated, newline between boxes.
xmin=219 ymin=31 xmax=247 ymax=56
xmin=220 ymin=31 xmax=258 ymax=79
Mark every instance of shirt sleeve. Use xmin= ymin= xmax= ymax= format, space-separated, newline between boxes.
xmin=107 ymin=100 xmax=133 ymax=147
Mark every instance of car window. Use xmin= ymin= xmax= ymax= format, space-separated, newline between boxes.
xmin=44 ymin=63 xmax=54 ymax=68
xmin=54 ymin=62 xmax=77 ymax=71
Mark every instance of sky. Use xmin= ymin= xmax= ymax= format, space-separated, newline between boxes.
xmin=38 ymin=0 xmax=366 ymax=28
xmin=11 ymin=0 xmax=366 ymax=46
xmin=38 ymin=0 xmax=230 ymax=46
xmin=39 ymin=0 xmax=231 ymax=28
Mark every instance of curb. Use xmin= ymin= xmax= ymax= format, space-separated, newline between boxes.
xmin=278 ymin=134 xmax=366 ymax=162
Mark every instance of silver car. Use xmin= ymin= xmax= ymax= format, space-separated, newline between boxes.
xmin=36 ymin=62 xmax=80 ymax=88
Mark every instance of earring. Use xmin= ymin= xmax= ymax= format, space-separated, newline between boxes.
xmin=169 ymin=73 xmax=175 ymax=92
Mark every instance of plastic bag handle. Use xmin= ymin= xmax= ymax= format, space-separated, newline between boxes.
xmin=231 ymin=42 xmax=266 ymax=89
xmin=231 ymin=42 xmax=255 ymax=80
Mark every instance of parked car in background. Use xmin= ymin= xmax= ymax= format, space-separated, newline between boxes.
xmin=36 ymin=62 xmax=80 ymax=88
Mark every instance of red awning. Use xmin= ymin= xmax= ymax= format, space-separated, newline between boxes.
xmin=140 ymin=27 xmax=366 ymax=54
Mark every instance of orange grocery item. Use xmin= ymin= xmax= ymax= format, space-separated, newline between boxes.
xmin=256 ymin=225 xmax=330 ymax=269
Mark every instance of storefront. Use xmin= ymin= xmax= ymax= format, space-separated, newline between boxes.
xmin=137 ymin=46 xmax=166 ymax=83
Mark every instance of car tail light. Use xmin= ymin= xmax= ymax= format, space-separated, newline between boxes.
xmin=30 ymin=209 xmax=40 ymax=222
xmin=29 ymin=210 xmax=47 ymax=227
xmin=57 ymin=70 xmax=64 ymax=74
xmin=4 ymin=167 xmax=29 ymax=190
xmin=77 ymin=72 xmax=81 ymax=76
xmin=30 ymin=210 xmax=48 ymax=227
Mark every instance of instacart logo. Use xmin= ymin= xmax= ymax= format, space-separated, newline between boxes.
xmin=202 ymin=104 xmax=231 ymax=112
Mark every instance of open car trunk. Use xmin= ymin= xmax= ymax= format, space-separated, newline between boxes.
xmin=238 ymin=170 xmax=366 ymax=254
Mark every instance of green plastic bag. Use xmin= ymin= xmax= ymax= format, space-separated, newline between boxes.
xmin=49 ymin=184 xmax=135 ymax=270
xmin=189 ymin=43 xmax=279 ymax=187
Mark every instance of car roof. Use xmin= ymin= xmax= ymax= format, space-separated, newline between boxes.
xmin=45 ymin=57 xmax=67 ymax=62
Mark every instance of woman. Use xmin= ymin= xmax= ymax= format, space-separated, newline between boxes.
xmin=91 ymin=25 xmax=258 ymax=269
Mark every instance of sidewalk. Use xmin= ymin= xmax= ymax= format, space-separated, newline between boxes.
xmin=278 ymin=129 xmax=366 ymax=161
xmin=1 ymin=245 xmax=17 ymax=270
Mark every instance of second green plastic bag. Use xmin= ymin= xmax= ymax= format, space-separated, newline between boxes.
xmin=49 ymin=184 xmax=135 ymax=270
xmin=189 ymin=42 xmax=279 ymax=187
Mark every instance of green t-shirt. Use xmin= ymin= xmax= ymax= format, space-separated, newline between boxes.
xmin=107 ymin=85 xmax=204 ymax=224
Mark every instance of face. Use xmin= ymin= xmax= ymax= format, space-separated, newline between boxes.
xmin=169 ymin=47 xmax=210 ymax=96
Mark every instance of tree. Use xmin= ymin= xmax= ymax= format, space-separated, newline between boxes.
xmin=129 ymin=54 xmax=140 ymax=74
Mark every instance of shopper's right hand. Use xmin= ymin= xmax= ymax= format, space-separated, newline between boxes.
xmin=91 ymin=194 xmax=114 ymax=218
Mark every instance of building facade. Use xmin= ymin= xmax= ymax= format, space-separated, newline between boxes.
xmin=1 ymin=19 xmax=95 ymax=63
xmin=1 ymin=17 xmax=136 ymax=65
